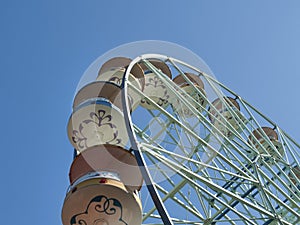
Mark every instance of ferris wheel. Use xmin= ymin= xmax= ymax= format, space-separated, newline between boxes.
xmin=61 ymin=41 xmax=300 ymax=225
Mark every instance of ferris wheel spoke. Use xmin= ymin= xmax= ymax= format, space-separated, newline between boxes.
xmin=213 ymin=145 xmax=253 ymax=175
xmin=142 ymin=144 xmax=257 ymax=183
xmin=142 ymin=149 xmax=203 ymax=214
xmin=170 ymin=155 xmax=275 ymax=215
xmin=156 ymin=184 xmax=205 ymax=220
xmin=142 ymin=146 xmax=276 ymax=220
xmin=277 ymin=129 xmax=300 ymax=164
xmin=135 ymin=54 xmax=300 ymax=224
xmin=140 ymin=168 xmax=205 ymax=222
xmin=256 ymin=163 xmax=300 ymax=209
xmin=140 ymin=149 xmax=212 ymax=222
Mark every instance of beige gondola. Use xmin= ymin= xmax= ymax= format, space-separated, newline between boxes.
xmin=288 ymin=165 xmax=300 ymax=203
xmin=171 ymin=73 xmax=206 ymax=117
xmin=67 ymin=96 xmax=128 ymax=152
xmin=69 ymin=144 xmax=143 ymax=192
xmin=96 ymin=57 xmax=144 ymax=111
xmin=61 ymin=172 xmax=142 ymax=225
xmin=248 ymin=127 xmax=284 ymax=158
xmin=208 ymin=97 xmax=245 ymax=137
xmin=289 ymin=166 xmax=300 ymax=187
xmin=72 ymin=81 xmax=123 ymax=110
xmin=139 ymin=60 xmax=172 ymax=110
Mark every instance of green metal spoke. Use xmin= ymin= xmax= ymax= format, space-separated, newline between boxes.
xmin=126 ymin=54 xmax=300 ymax=224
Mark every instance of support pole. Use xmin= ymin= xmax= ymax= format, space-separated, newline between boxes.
xmin=121 ymin=57 xmax=173 ymax=225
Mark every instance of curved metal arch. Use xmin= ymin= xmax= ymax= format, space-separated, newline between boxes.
xmin=120 ymin=54 xmax=174 ymax=225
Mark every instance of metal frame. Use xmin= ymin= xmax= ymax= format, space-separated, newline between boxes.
xmin=120 ymin=54 xmax=300 ymax=225
xmin=121 ymin=55 xmax=174 ymax=225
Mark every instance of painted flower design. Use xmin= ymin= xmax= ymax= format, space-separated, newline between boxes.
xmin=141 ymin=74 xmax=170 ymax=108
xmin=72 ymin=109 xmax=121 ymax=150
xmin=70 ymin=195 xmax=127 ymax=225
xmin=146 ymin=75 xmax=166 ymax=88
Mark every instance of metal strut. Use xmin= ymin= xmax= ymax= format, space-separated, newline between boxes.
xmin=213 ymin=165 xmax=289 ymax=223
xmin=121 ymin=57 xmax=174 ymax=225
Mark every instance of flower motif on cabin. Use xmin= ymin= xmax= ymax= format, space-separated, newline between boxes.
xmin=72 ymin=109 xmax=121 ymax=149
xmin=140 ymin=74 xmax=170 ymax=108
xmin=70 ymin=195 xmax=127 ymax=225
xmin=146 ymin=75 xmax=166 ymax=89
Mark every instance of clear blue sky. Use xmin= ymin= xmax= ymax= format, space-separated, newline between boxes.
xmin=1 ymin=1 xmax=300 ymax=224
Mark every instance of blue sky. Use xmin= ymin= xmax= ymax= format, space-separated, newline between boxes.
xmin=1 ymin=1 xmax=300 ymax=224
